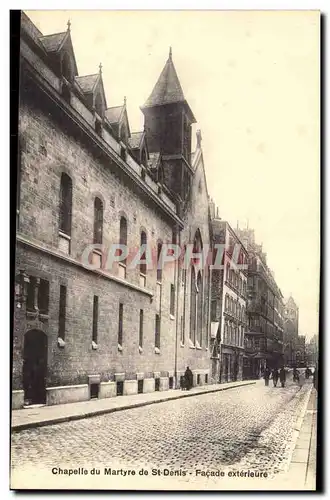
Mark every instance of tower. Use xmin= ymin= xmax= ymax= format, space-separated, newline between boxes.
xmin=141 ymin=48 xmax=196 ymax=201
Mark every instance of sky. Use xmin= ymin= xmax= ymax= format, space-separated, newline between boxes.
xmin=25 ymin=10 xmax=320 ymax=338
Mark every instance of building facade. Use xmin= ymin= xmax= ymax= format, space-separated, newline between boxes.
xmin=210 ymin=212 xmax=249 ymax=383
xmin=283 ymin=296 xmax=299 ymax=367
xmin=13 ymin=13 xmax=212 ymax=409
xmin=295 ymin=335 xmax=306 ymax=367
xmin=305 ymin=334 xmax=318 ymax=367
xmin=237 ymin=229 xmax=284 ymax=378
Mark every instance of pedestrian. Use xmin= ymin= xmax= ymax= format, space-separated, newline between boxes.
xmin=271 ymin=368 xmax=279 ymax=387
xmin=184 ymin=366 xmax=193 ymax=391
xmin=293 ymin=367 xmax=300 ymax=384
xmin=264 ymin=366 xmax=270 ymax=387
xmin=279 ymin=367 xmax=286 ymax=388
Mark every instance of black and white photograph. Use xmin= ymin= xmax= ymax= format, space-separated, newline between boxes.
xmin=10 ymin=9 xmax=320 ymax=491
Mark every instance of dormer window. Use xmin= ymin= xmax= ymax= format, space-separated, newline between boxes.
xmin=95 ymin=92 xmax=104 ymax=118
xmin=61 ymin=51 xmax=73 ymax=83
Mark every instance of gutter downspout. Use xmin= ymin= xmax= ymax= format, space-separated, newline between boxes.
xmin=174 ymin=225 xmax=181 ymax=389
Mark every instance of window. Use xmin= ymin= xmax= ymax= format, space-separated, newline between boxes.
xmin=226 ymin=264 xmax=230 ymax=281
xmin=157 ymin=242 xmax=163 ymax=282
xmin=225 ymin=294 xmax=229 ymax=312
xmin=58 ymin=285 xmax=67 ymax=340
xmin=190 ymin=266 xmax=197 ymax=343
xmin=59 ymin=173 xmax=72 ymax=236
xmin=211 ymin=300 xmax=217 ymax=321
xmin=180 ymin=315 xmax=184 ymax=345
xmin=38 ymin=279 xmax=49 ymax=315
xmin=26 ymin=277 xmax=36 ymax=312
xmin=224 ymin=321 xmax=228 ymax=343
xmin=170 ymin=284 xmax=175 ymax=316
xmin=118 ymin=303 xmax=123 ymax=346
xmin=93 ymin=197 xmax=103 ymax=244
xmin=155 ymin=314 xmax=161 ymax=349
xmin=92 ymin=296 xmax=99 ymax=344
xmin=139 ymin=309 xmax=143 ymax=348
xmin=119 ymin=216 xmax=128 ymax=278
xmin=95 ymin=93 xmax=103 ymax=118
xmin=196 ymin=272 xmax=203 ymax=346
xmin=61 ymin=51 xmax=73 ymax=82
xmin=140 ymin=231 xmax=147 ymax=278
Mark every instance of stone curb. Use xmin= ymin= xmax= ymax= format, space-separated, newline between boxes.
xmin=276 ymin=384 xmax=315 ymax=489
xmin=11 ymin=381 xmax=256 ymax=433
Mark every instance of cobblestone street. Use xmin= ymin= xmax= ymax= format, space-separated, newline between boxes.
xmin=11 ymin=379 xmax=313 ymax=489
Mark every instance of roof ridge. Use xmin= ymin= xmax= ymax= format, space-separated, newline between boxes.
xmin=39 ymin=31 xmax=67 ymax=39
xmin=75 ymin=73 xmax=99 ymax=79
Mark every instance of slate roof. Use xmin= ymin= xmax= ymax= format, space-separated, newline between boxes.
xmin=105 ymin=105 xmax=124 ymax=124
xmin=75 ymin=74 xmax=99 ymax=93
xmin=21 ymin=12 xmax=46 ymax=51
xmin=142 ymin=53 xmax=196 ymax=122
xmin=128 ymin=132 xmax=144 ymax=150
xmin=39 ymin=32 xmax=67 ymax=52
xmin=143 ymin=55 xmax=186 ymax=108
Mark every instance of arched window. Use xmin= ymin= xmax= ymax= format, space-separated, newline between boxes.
xmin=192 ymin=229 xmax=203 ymax=267
xmin=59 ymin=173 xmax=72 ymax=236
xmin=119 ymin=216 xmax=127 ymax=269
xmin=93 ymin=197 xmax=103 ymax=244
xmin=196 ymin=271 xmax=203 ymax=346
xmin=140 ymin=231 xmax=147 ymax=276
xmin=61 ymin=52 xmax=73 ymax=82
xmin=190 ymin=266 xmax=197 ymax=343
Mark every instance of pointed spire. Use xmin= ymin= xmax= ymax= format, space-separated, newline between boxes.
xmin=124 ymin=96 xmax=127 ymax=106
xmin=99 ymin=62 xmax=102 ymax=75
xmin=169 ymin=46 xmax=172 ymax=60
xmin=67 ymin=19 xmax=71 ymax=32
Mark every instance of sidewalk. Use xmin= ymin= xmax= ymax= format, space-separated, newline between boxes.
xmin=11 ymin=380 xmax=256 ymax=432
xmin=280 ymin=385 xmax=317 ymax=490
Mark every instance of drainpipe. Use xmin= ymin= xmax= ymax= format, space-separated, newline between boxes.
xmin=174 ymin=225 xmax=181 ymax=389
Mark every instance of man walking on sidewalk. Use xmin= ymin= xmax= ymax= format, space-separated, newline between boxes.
xmin=264 ymin=366 xmax=271 ymax=386
xmin=279 ymin=366 xmax=286 ymax=388
xmin=271 ymin=368 xmax=279 ymax=387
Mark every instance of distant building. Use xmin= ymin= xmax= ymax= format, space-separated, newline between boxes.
xmin=210 ymin=211 xmax=248 ymax=383
xmin=283 ymin=296 xmax=299 ymax=367
xmin=236 ymin=229 xmax=284 ymax=378
xmin=305 ymin=334 xmax=319 ymax=367
xmin=295 ymin=335 xmax=306 ymax=367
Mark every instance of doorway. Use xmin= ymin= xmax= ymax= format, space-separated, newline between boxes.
xmin=23 ymin=329 xmax=48 ymax=405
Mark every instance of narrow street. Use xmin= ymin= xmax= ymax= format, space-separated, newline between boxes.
xmin=11 ymin=377 xmax=313 ymax=489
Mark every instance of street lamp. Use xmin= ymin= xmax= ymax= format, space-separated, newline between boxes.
xmin=15 ymin=270 xmax=29 ymax=308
